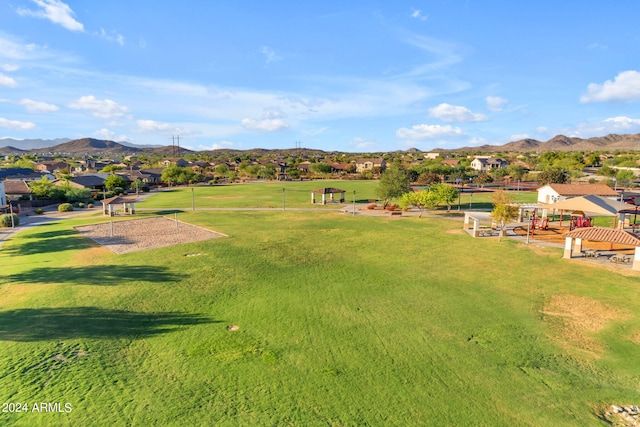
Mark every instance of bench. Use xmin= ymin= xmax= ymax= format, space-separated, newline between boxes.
xmin=390 ymin=211 xmax=402 ymax=216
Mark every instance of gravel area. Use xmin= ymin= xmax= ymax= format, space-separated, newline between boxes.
xmin=74 ymin=216 xmax=226 ymax=254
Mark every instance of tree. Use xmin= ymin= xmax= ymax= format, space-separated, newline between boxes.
xmin=28 ymin=177 xmax=55 ymax=199
xmin=161 ymin=165 xmax=197 ymax=186
xmin=399 ymin=190 xmax=438 ymax=218
xmin=616 ymin=169 xmax=635 ymax=188
xmin=376 ymin=165 xmax=411 ymax=208
xmin=430 ymin=183 xmax=459 ymax=211
xmin=489 ymin=190 xmax=519 ymax=241
xmin=104 ymin=174 xmax=128 ymax=191
xmin=537 ymin=168 xmax=569 ymax=185
xmin=309 ymin=162 xmax=333 ymax=175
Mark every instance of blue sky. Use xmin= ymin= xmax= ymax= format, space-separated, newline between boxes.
xmin=1 ymin=1 xmax=640 ymax=152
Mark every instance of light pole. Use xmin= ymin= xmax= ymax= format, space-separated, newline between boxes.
xmin=191 ymin=187 xmax=195 ymax=211
xmin=352 ymin=190 xmax=356 ymax=215
xmin=457 ymin=187 xmax=461 ymax=211
xmin=8 ymin=202 xmax=15 ymax=228
xmin=469 ymin=192 xmax=473 ymax=209
xmin=282 ymin=188 xmax=285 ymax=211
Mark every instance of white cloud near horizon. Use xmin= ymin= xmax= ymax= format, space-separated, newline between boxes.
xmin=486 ymin=96 xmax=507 ymax=112
xmin=396 ymin=124 xmax=465 ymax=140
xmin=135 ymin=119 xmax=178 ymax=133
xmin=581 ymin=70 xmax=640 ymax=103
xmin=429 ymin=103 xmax=487 ymax=122
xmin=20 ymin=98 xmax=59 ymax=113
xmin=241 ymin=118 xmax=289 ymax=132
xmin=69 ymin=96 xmax=129 ymax=119
xmin=0 ymin=117 xmax=36 ymax=130
xmin=17 ymin=0 xmax=84 ymax=32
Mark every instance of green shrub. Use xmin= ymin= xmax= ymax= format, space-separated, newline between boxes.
xmin=0 ymin=214 xmax=19 ymax=227
xmin=58 ymin=203 xmax=74 ymax=212
xmin=78 ymin=202 xmax=85 ymax=208
xmin=87 ymin=203 xmax=94 ymax=209
xmin=34 ymin=208 xmax=44 ymax=215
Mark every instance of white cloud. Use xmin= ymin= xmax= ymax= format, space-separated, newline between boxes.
xmin=486 ymin=96 xmax=507 ymax=112
xmin=198 ymin=141 xmax=235 ymax=150
xmin=411 ymin=9 xmax=428 ymax=21
xmin=352 ymin=137 xmax=375 ymax=149
xmin=135 ymin=119 xmax=181 ymax=134
xmin=97 ymin=28 xmax=125 ymax=46
xmin=261 ymin=46 xmax=281 ymax=64
xmin=69 ymin=96 xmax=129 ymax=119
xmin=468 ymin=137 xmax=488 ymax=146
xmin=0 ymin=72 xmax=17 ymax=88
xmin=20 ymin=98 xmax=59 ymax=113
xmin=241 ymin=118 xmax=289 ymax=132
xmin=396 ymin=124 xmax=465 ymax=140
xmin=92 ymin=128 xmax=128 ymax=141
xmin=17 ymin=0 xmax=84 ymax=32
xmin=510 ymin=133 xmax=530 ymax=141
xmin=603 ymin=116 xmax=640 ymax=128
xmin=0 ymin=117 xmax=36 ymax=130
xmin=580 ymin=70 xmax=640 ymax=103
xmin=428 ymin=103 xmax=487 ymax=122
xmin=1 ymin=64 xmax=19 ymax=72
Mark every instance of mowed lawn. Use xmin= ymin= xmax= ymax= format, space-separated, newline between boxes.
xmin=1 ymin=184 xmax=639 ymax=426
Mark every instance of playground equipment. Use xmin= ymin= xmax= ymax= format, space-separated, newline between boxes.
xmin=531 ymin=215 xmax=549 ymax=231
xmin=569 ymin=211 xmax=592 ymax=231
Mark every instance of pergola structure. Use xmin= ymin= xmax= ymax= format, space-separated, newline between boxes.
xmin=311 ymin=187 xmax=346 ymax=204
xmin=563 ymin=226 xmax=640 ymax=270
xmin=101 ymin=195 xmax=138 ymax=216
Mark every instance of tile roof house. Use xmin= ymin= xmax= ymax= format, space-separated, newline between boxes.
xmin=470 ymin=156 xmax=508 ymax=172
xmin=355 ymin=158 xmax=386 ymax=173
xmin=537 ymin=183 xmax=620 ymax=204
xmin=3 ymin=180 xmax=32 ymax=201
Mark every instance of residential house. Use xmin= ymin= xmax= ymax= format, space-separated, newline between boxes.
xmin=160 ymin=158 xmax=189 ymax=168
xmin=70 ymin=174 xmax=107 ymax=191
xmin=470 ymin=156 xmax=508 ymax=172
xmin=3 ymin=180 xmax=32 ymax=201
xmin=36 ymin=161 xmax=68 ymax=173
xmin=355 ymin=158 xmax=386 ymax=173
xmin=537 ymin=183 xmax=620 ymax=204
xmin=0 ymin=168 xmax=44 ymax=181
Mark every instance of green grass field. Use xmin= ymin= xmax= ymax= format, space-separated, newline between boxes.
xmin=1 ymin=183 xmax=638 ymax=426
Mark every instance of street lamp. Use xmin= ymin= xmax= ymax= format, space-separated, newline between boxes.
xmin=191 ymin=187 xmax=195 ymax=211
xmin=469 ymin=192 xmax=473 ymax=209
xmin=8 ymin=202 xmax=15 ymax=228
xmin=353 ymin=190 xmax=356 ymax=215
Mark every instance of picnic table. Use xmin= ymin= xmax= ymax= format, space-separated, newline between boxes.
xmin=610 ymin=254 xmax=631 ymax=264
xmin=583 ymin=249 xmax=599 ymax=258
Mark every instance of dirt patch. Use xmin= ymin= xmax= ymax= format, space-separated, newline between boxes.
xmin=541 ymin=294 xmax=630 ymax=357
xmin=74 ymin=217 xmax=226 ymax=254
xmin=445 ymin=229 xmax=464 ymax=235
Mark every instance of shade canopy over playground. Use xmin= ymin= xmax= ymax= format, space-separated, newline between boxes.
xmin=542 ymin=194 xmax=630 ymax=216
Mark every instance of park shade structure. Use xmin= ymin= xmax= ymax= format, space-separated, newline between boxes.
xmin=310 ymin=187 xmax=346 ymax=204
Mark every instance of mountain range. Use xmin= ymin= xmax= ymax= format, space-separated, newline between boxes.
xmin=1 ymin=133 xmax=640 ymax=156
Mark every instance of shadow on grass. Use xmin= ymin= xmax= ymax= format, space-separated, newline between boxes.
xmin=0 ymin=307 xmax=217 ymax=341
xmin=22 ymin=229 xmax=78 ymax=239
xmin=151 ymin=210 xmax=185 ymax=215
xmin=4 ymin=234 xmax=96 ymax=256
xmin=6 ymin=265 xmax=182 ymax=286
